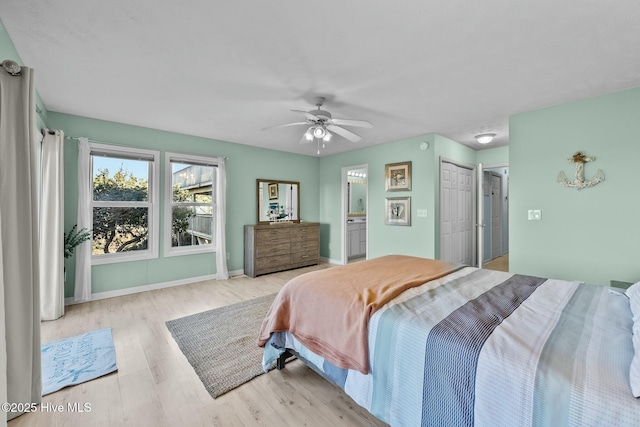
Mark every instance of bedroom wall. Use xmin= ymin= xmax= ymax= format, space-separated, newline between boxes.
xmin=50 ymin=112 xmax=320 ymax=298
xmin=319 ymin=133 xmax=480 ymax=262
xmin=509 ymin=86 xmax=640 ymax=285
xmin=477 ymin=145 xmax=509 ymax=166
xmin=319 ymin=134 xmax=437 ymax=261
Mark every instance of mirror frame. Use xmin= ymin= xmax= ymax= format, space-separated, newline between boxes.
xmin=256 ymin=179 xmax=301 ymax=224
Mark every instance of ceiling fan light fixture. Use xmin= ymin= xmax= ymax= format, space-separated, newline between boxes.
xmin=323 ymin=131 xmax=332 ymax=142
xmin=305 ymin=128 xmax=314 ymax=141
xmin=475 ymin=133 xmax=496 ymax=144
xmin=313 ymin=126 xmax=326 ymax=139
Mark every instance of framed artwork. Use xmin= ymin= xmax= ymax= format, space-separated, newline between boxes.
xmin=268 ymin=182 xmax=279 ymax=200
xmin=385 ymin=197 xmax=411 ymax=226
xmin=385 ymin=161 xmax=412 ymax=191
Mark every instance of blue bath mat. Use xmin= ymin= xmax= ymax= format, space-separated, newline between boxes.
xmin=41 ymin=328 xmax=118 ymax=395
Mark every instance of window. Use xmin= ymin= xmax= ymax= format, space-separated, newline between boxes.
xmin=164 ymin=152 xmax=218 ymax=256
xmin=90 ymin=143 xmax=160 ymax=264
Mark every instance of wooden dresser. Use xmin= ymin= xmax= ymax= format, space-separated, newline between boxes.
xmin=244 ymin=222 xmax=320 ymax=278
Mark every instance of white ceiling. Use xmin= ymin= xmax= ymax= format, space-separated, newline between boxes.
xmin=2 ymin=1 xmax=640 ymax=156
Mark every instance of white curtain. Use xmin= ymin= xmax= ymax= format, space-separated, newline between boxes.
xmin=0 ymin=63 xmax=41 ymax=421
xmin=74 ymin=138 xmax=92 ymax=301
xmin=40 ymin=129 xmax=65 ymax=320
xmin=0 ymin=219 xmax=6 ymax=427
xmin=215 ymin=156 xmax=229 ymax=279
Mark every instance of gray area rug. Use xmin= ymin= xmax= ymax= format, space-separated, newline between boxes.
xmin=166 ymin=293 xmax=277 ymax=398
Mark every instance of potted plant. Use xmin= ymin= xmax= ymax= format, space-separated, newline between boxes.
xmin=64 ymin=224 xmax=91 ymax=259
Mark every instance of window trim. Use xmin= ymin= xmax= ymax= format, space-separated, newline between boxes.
xmin=164 ymin=152 xmax=219 ymax=257
xmin=89 ymin=143 xmax=160 ymax=265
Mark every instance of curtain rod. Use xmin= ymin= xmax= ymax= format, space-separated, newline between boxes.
xmin=65 ymin=136 xmax=229 ymax=159
xmin=1 ymin=59 xmax=22 ymax=76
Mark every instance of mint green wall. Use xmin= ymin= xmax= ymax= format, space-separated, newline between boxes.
xmin=509 ymin=87 xmax=640 ymax=285
xmin=51 ymin=112 xmax=319 ymax=297
xmin=319 ymin=133 xmax=482 ymax=262
xmin=319 ymin=134 xmax=437 ymax=261
xmin=477 ymin=146 xmax=509 ymax=165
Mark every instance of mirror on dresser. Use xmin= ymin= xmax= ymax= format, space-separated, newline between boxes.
xmin=256 ymin=179 xmax=300 ymax=224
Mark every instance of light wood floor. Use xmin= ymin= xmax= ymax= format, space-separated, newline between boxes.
xmin=483 ymin=254 xmax=509 ymax=272
xmin=9 ymin=264 xmax=388 ymax=427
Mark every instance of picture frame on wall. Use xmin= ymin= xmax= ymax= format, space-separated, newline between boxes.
xmin=385 ymin=196 xmax=411 ymax=226
xmin=268 ymin=182 xmax=279 ymax=200
xmin=385 ymin=161 xmax=412 ymax=191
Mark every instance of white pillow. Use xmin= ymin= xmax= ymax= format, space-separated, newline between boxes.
xmin=625 ymin=281 xmax=640 ymax=397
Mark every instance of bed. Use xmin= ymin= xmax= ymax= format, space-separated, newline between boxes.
xmin=258 ymin=255 xmax=640 ymax=426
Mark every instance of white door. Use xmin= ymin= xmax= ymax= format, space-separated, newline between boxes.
xmin=441 ymin=161 xmax=474 ymax=265
xmin=440 ymin=162 xmax=456 ymax=263
xmin=491 ymin=173 xmax=502 ymax=259
xmin=477 ymin=163 xmax=485 ymax=268
xmin=458 ymin=166 xmax=473 ymax=265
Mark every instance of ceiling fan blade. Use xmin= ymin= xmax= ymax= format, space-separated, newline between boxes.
xmin=291 ymin=109 xmax=320 ymax=121
xmin=326 ymin=124 xmax=361 ymax=142
xmin=261 ymin=122 xmax=308 ymax=131
xmin=329 ymin=118 xmax=373 ymax=128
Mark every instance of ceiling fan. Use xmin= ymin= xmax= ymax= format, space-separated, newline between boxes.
xmin=263 ymin=97 xmax=372 ymax=152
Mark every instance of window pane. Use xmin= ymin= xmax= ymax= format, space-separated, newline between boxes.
xmin=171 ymin=206 xmax=213 ymax=247
xmin=171 ymin=163 xmax=214 ymax=202
xmin=92 ymin=207 xmax=149 ymax=254
xmin=93 ymin=156 xmax=150 ymax=201
xmin=194 ymin=192 xmax=212 ymax=204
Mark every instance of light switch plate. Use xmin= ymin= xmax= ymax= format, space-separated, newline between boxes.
xmin=417 ymin=209 xmax=428 ymax=218
xmin=527 ymin=210 xmax=542 ymax=221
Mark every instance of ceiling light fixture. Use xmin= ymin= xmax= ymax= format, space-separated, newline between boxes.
xmin=304 ymin=127 xmax=314 ymax=141
xmin=313 ymin=126 xmax=326 ymax=139
xmin=475 ymin=133 xmax=496 ymax=144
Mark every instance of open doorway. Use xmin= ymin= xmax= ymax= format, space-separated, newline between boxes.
xmin=341 ymin=165 xmax=368 ymax=265
xmin=482 ymin=165 xmax=509 ymax=271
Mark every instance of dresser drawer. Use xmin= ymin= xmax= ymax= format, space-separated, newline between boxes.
xmin=291 ymin=225 xmax=319 ymax=241
xmin=256 ymin=254 xmax=291 ymax=272
xmin=291 ymin=240 xmax=318 ymax=253
xmin=256 ymin=228 xmax=291 ymax=244
xmin=255 ymin=241 xmax=290 ymax=258
xmin=290 ymin=250 xmax=318 ymax=264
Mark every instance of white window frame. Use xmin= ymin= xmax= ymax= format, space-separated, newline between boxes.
xmin=164 ymin=152 xmax=219 ymax=257
xmin=90 ymin=143 xmax=160 ymax=265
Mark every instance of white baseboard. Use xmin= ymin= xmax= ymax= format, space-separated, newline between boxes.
xmin=320 ymin=256 xmax=343 ymax=265
xmin=64 ymin=269 xmax=245 ymax=306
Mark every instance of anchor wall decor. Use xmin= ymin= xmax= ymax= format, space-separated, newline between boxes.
xmin=557 ymin=151 xmax=605 ymax=190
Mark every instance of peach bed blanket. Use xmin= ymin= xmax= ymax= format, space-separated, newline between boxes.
xmin=258 ymin=255 xmax=459 ymax=374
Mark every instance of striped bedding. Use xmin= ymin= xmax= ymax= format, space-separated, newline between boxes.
xmin=262 ymin=266 xmax=640 ymax=426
